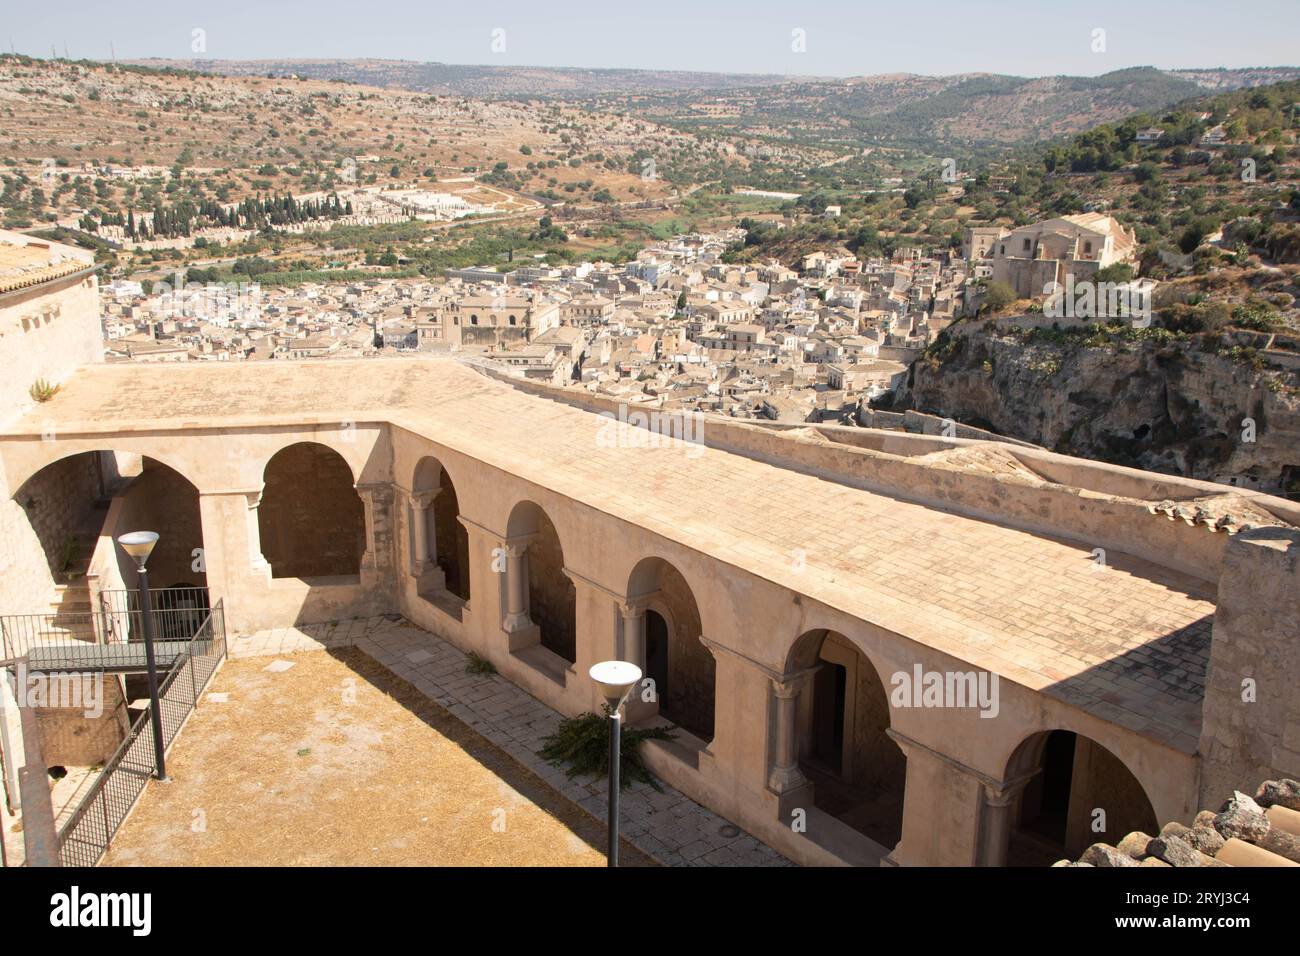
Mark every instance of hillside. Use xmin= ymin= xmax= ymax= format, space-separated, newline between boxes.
xmin=0 ymin=55 xmax=736 ymax=229
xmin=898 ymin=80 xmax=1300 ymax=492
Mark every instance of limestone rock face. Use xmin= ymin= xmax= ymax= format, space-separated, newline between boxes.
xmin=907 ymin=327 xmax=1300 ymax=487
xmin=1214 ymin=791 xmax=1272 ymax=842
xmin=1080 ymin=843 xmax=1140 ymax=867
xmin=1256 ymin=779 xmax=1300 ymax=812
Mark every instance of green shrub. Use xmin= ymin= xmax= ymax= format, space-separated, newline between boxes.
xmin=539 ymin=712 xmax=675 ymax=791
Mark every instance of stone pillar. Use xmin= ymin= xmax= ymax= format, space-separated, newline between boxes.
xmin=884 ymin=729 xmax=985 ymax=867
xmin=619 ymin=599 xmax=656 ymax=723
xmin=619 ymin=601 xmax=646 ymax=672
xmin=979 ymin=780 xmax=1029 ymax=867
xmin=355 ymin=485 xmax=379 ymax=574
xmin=768 ymin=674 xmax=810 ymax=793
xmin=502 ymin=542 xmax=531 ymax=633
xmin=410 ymin=491 xmax=433 ymax=574
xmin=1198 ymin=527 xmax=1300 ymax=807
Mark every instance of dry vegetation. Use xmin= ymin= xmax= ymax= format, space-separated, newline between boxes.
xmin=102 ymin=650 xmax=654 ymax=866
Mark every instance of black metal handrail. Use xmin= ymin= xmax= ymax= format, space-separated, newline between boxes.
xmin=54 ymin=600 xmax=226 ymax=867
xmin=0 ymin=587 xmax=211 ymax=667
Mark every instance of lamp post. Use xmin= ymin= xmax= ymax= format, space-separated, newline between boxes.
xmin=589 ymin=659 xmax=641 ymax=868
xmin=117 ymin=531 xmax=168 ymax=782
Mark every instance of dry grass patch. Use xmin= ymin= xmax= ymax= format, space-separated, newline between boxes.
xmin=102 ymin=649 xmax=653 ymax=866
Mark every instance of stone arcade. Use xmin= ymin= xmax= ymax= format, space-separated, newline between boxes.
xmin=3 ymin=355 xmax=1297 ymax=867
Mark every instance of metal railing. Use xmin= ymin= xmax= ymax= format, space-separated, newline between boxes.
xmin=54 ymin=600 xmax=226 ymax=868
xmin=0 ymin=587 xmax=211 ymax=669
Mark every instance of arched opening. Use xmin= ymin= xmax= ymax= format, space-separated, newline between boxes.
xmin=786 ymin=629 xmax=905 ymax=849
xmin=1004 ymin=730 xmax=1159 ymax=866
xmin=258 ymin=443 xmax=364 ymax=579
xmin=13 ymin=452 xmax=208 ymax=623
xmin=627 ymin=557 xmax=713 ymax=741
xmin=411 ymin=456 xmax=470 ymax=603
xmin=8 ymin=448 xmax=211 ymax=743
xmin=506 ymin=501 xmax=575 ymax=664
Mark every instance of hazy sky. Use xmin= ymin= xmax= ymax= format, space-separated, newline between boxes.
xmin=7 ymin=0 xmax=1300 ymax=78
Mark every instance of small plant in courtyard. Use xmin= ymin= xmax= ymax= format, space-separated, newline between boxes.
xmin=58 ymin=536 xmax=78 ymax=577
xmin=29 ymin=378 xmax=60 ymax=402
xmin=465 ymin=652 xmax=496 ymax=675
xmin=539 ymin=710 xmax=675 ymax=792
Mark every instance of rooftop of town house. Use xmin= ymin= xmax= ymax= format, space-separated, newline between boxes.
xmin=0 ymin=229 xmax=95 ymax=294
xmin=1 ymin=356 xmax=1215 ymax=752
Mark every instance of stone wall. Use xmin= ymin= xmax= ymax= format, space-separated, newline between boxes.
xmin=657 ymin=563 xmax=713 ymax=740
xmin=32 ymin=674 xmax=129 ymax=768
xmin=433 ymin=473 xmax=470 ymax=600
xmin=528 ymin=513 xmax=575 ymax=663
xmin=0 ymin=269 xmax=101 ymax=432
xmin=16 ymin=451 xmax=102 ymax=580
xmin=0 ymin=451 xmax=105 ymax=617
xmin=1198 ymin=528 xmax=1300 ymax=806
xmin=111 ymin=460 xmax=206 ymax=589
xmin=258 ymin=443 xmax=365 ymax=579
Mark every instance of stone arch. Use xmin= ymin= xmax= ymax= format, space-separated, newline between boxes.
xmin=13 ymin=451 xmax=207 ymax=596
xmin=1002 ymin=729 xmax=1159 ymax=865
xmin=258 ymin=442 xmax=364 ymax=579
xmin=411 ymin=455 xmax=470 ymax=601
xmin=506 ymin=500 xmax=575 ymax=663
xmin=784 ymin=628 xmax=906 ymax=849
xmin=627 ymin=556 xmax=713 ymax=740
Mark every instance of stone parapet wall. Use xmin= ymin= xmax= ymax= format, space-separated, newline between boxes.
xmin=481 ymin=368 xmax=1298 ymax=582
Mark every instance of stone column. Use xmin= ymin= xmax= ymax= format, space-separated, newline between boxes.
xmin=409 ymin=489 xmax=438 ymax=575
xmin=619 ymin=599 xmax=654 ymax=722
xmin=502 ymin=542 xmax=531 ymax=633
xmin=768 ymin=674 xmax=809 ymax=793
xmin=618 ymin=601 xmax=647 ymax=672
xmin=979 ymin=782 xmax=1023 ymax=867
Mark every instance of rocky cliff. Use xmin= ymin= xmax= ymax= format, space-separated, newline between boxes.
xmin=905 ymin=322 xmax=1300 ymax=493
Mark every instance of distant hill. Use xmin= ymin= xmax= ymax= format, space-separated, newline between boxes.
xmin=129 ymin=59 xmax=1300 ymax=149
xmin=122 ymin=58 xmax=819 ymax=97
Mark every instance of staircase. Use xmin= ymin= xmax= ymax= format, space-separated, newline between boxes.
xmin=49 ymin=500 xmax=110 ymax=631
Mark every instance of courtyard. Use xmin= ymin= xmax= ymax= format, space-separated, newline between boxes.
xmin=101 ymin=646 xmax=653 ymax=867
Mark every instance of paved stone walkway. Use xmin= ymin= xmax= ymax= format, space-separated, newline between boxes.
xmin=230 ymin=617 xmax=791 ymax=867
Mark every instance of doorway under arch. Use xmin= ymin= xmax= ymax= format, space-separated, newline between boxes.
xmin=786 ymin=628 xmax=905 ymax=849
xmin=1004 ymin=730 xmax=1159 ymax=865
xmin=411 ymin=456 xmax=470 ymax=602
xmin=628 ymin=557 xmax=713 ymax=741
xmin=506 ymin=501 xmax=575 ymax=664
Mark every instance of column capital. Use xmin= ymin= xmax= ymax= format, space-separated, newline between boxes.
xmin=771 ymin=666 xmax=818 ymax=698
xmin=982 ymin=770 xmax=1037 ymax=805
xmin=410 ymin=488 xmax=441 ymax=509
xmin=618 ymin=597 xmax=651 ymax=620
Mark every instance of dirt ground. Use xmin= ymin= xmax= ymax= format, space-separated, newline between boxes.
xmin=101 ymin=649 xmax=652 ymax=867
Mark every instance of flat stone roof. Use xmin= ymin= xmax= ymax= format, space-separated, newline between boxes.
xmin=2 ymin=357 xmax=1215 ymax=752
